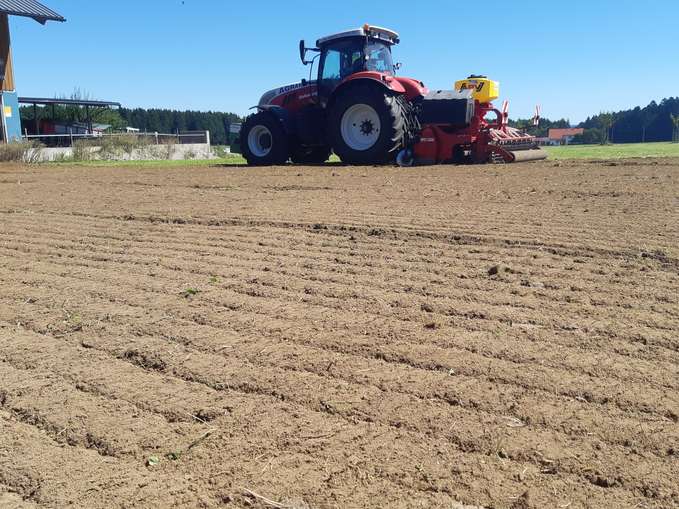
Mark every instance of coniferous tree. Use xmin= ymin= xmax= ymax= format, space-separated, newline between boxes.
xmin=671 ymin=113 xmax=679 ymax=143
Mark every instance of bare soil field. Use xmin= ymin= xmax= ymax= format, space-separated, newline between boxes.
xmin=0 ymin=159 xmax=678 ymax=508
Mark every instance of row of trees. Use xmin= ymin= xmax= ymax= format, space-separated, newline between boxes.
xmin=576 ymin=97 xmax=679 ymax=144
xmin=510 ymin=97 xmax=679 ymax=144
xmin=118 ymin=108 xmax=243 ymax=145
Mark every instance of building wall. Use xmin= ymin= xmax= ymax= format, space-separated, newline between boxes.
xmin=0 ymin=13 xmax=21 ymax=141
xmin=2 ymin=90 xmax=20 ymax=140
xmin=0 ymin=14 xmax=15 ymax=92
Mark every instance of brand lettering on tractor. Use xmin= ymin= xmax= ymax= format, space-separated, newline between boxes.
xmin=461 ymin=81 xmax=485 ymax=92
xmin=278 ymin=82 xmax=305 ymax=94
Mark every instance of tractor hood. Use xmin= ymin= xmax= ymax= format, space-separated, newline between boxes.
xmin=258 ymin=81 xmax=316 ymax=107
xmin=256 ymin=75 xmax=428 ymax=109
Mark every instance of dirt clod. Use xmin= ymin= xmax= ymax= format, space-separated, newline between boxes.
xmin=488 ymin=264 xmax=515 ymax=276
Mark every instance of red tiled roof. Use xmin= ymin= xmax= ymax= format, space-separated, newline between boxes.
xmin=548 ymin=128 xmax=584 ymax=140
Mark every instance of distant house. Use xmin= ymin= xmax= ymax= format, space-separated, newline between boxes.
xmin=548 ymin=128 xmax=584 ymax=145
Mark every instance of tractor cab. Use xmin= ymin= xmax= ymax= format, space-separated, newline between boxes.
xmin=300 ymin=25 xmax=399 ymax=104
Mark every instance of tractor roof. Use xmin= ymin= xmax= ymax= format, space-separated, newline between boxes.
xmin=316 ymin=24 xmax=399 ymax=47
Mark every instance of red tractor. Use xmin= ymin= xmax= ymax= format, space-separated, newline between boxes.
xmin=241 ymin=24 xmax=546 ymax=166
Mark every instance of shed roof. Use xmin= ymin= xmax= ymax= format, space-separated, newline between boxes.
xmin=0 ymin=0 xmax=65 ymax=24
xmin=19 ymin=97 xmax=120 ymax=108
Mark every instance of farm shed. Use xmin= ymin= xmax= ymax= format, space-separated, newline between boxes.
xmin=0 ymin=0 xmax=64 ymax=142
xmin=19 ymin=97 xmax=121 ymax=141
xmin=548 ymin=127 xmax=584 ymax=145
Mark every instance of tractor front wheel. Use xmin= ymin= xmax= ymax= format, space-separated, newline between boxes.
xmin=242 ymin=111 xmax=289 ymax=166
xmin=328 ymin=84 xmax=407 ymax=165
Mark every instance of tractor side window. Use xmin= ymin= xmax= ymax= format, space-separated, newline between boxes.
xmin=321 ymin=49 xmax=341 ymax=83
xmin=318 ymin=39 xmax=365 ymax=101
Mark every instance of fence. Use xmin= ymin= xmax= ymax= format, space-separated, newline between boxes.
xmin=21 ymin=130 xmax=210 ymax=148
xmin=21 ymin=130 xmax=215 ymax=162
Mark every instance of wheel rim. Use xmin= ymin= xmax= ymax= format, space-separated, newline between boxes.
xmin=340 ymin=104 xmax=381 ymax=151
xmin=247 ymin=125 xmax=273 ymax=157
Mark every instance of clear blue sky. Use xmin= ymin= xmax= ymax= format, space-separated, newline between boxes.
xmin=9 ymin=0 xmax=679 ymax=123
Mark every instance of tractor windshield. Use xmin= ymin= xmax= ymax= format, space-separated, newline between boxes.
xmin=365 ymin=41 xmax=394 ymax=75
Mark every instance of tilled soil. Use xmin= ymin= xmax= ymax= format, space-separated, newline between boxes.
xmin=0 ymin=159 xmax=677 ymax=508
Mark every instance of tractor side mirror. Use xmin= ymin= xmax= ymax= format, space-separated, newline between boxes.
xmin=299 ymin=40 xmax=320 ymax=65
xmin=299 ymin=40 xmax=307 ymax=65
xmin=394 ymin=62 xmax=402 ymax=71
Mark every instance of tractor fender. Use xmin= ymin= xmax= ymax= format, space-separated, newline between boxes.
xmin=393 ymin=77 xmax=429 ymax=101
xmin=327 ymin=75 xmax=405 ymax=111
xmin=340 ymin=71 xmax=407 ymax=94
xmin=250 ymin=104 xmax=294 ymax=135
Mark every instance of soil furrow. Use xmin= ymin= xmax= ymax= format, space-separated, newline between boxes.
xmin=1 ymin=321 xmax=673 ymax=506
xmin=2 ymin=255 xmax=678 ymax=401
xmin=1 ymin=160 xmax=677 ymax=508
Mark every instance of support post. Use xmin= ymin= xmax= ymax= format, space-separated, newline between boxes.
xmin=85 ymin=104 xmax=92 ymax=135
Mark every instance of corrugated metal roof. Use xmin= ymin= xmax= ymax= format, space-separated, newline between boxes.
xmin=19 ymin=97 xmax=121 ymax=108
xmin=0 ymin=0 xmax=65 ymax=24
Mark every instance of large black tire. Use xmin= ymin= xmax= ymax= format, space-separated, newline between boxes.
xmin=290 ymin=146 xmax=332 ymax=165
xmin=241 ymin=111 xmax=289 ymax=166
xmin=327 ymin=84 xmax=407 ymax=165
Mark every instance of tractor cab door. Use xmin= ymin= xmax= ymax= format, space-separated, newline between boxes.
xmin=317 ymin=38 xmax=364 ymax=106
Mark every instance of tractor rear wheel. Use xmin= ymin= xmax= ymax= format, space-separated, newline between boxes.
xmin=242 ymin=111 xmax=289 ymax=165
xmin=290 ymin=146 xmax=331 ymax=165
xmin=328 ymin=84 xmax=407 ymax=165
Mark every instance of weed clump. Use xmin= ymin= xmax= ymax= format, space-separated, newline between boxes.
xmin=0 ymin=140 xmax=43 ymax=163
xmin=181 ymin=288 xmax=200 ymax=298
